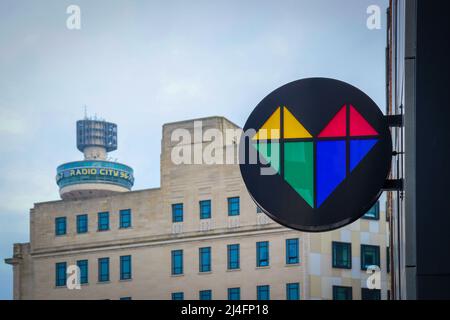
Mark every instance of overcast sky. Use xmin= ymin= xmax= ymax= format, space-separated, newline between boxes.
xmin=0 ymin=0 xmax=388 ymax=299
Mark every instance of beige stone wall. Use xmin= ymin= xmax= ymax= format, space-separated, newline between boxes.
xmin=308 ymin=212 xmax=390 ymax=300
xmin=30 ymin=228 xmax=305 ymax=300
xmin=31 ymin=188 xmax=164 ymax=252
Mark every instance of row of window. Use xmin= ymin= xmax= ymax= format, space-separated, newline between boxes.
xmin=55 ymin=209 xmax=132 ymax=236
xmin=55 ymin=255 xmax=131 ymax=286
xmin=55 ymin=198 xmax=242 ymax=235
xmin=171 ymin=239 xmax=299 ymax=275
xmin=172 ymin=283 xmax=300 ymax=300
xmin=172 ymin=197 xmax=240 ymax=222
xmin=54 ymin=198 xmax=242 ymax=236
xmin=174 ymin=199 xmax=380 ymax=222
xmin=79 ymin=285 xmax=381 ymax=300
xmin=55 ymin=241 xmax=386 ymax=287
xmin=55 ymin=239 xmax=298 ymax=286
xmin=332 ymin=242 xmax=389 ymax=271
xmin=54 ymin=200 xmax=381 ymax=236
xmin=333 ymin=286 xmax=381 ymax=300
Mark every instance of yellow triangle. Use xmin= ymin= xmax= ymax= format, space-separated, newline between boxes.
xmin=252 ymin=107 xmax=281 ymax=140
xmin=284 ymin=107 xmax=312 ymax=138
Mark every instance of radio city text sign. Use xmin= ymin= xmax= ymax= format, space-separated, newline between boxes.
xmin=56 ymin=160 xmax=134 ymax=189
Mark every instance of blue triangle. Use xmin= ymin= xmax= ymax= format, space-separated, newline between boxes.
xmin=350 ymin=139 xmax=378 ymax=171
xmin=316 ymin=140 xmax=346 ymax=207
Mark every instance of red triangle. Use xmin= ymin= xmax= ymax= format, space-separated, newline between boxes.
xmin=318 ymin=105 xmax=346 ymax=137
xmin=349 ymin=105 xmax=378 ymax=136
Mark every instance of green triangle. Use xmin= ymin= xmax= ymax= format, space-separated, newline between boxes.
xmin=254 ymin=142 xmax=280 ymax=173
xmin=284 ymin=142 xmax=314 ymax=208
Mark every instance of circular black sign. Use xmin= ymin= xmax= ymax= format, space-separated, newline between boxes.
xmin=240 ymin=78 xmax=392 ymax=232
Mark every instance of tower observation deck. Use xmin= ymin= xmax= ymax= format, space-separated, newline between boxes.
xmin=56 ymin=117 xmax=134 ymax=200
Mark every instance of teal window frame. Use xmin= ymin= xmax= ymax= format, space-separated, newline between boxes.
xmin=286 ymin=283 xmax=300 ymax=300
xmin=286 ymin=238 xmax=299 ymax=264
xmin=120 ymin=255 xmax=132 ymax=280
xmin=172 ymin=203 xmax=183 ymax=223
xmin=227 ymin=197 xmax=240 ymax=216
xmin=55 ymin=217 xmax=67 ymax=236
xmin=228 ymin=287 xmax=240 ymax=300
xmin=98 ymin=257 xmax=110 ymax=282
xmin=361 ymin=244 xmax=380 ymax=270
xmin=76 ymin=214 xmax=88 ymax=234
xmin=97 ymin=212 xmax=109 ymax=231
xmin=333 ymin=286 xmax=353 ymax=300
xmin=55 ymin=262 xmax=67 ymax=287
xmin=76 ymin=259 xmax=88 ymax=284
xmin=227 ymin=244 xmax=240 ymax=270
xmin=199 ymin=290 xmax=212 ymax=300
xmin=256 ymin=241 xmax=269 ymax=267
xmin=257 ymin=285 xmax=270 ymax=300
xmin=199 ymin=200 xmax=211 ymax=219
xmin=199 ymin=247 xmax=211 ymax=272
xmin=172 ymin=292 xmax=184 ymax=300
xmin=332 ymin=241 xmax=352 ymax=269
xmin=171 ymin=250 xmax=183 ymax=275
xmin=363 ymin=201 xmax=380 ymax=220
xmin=361 ymin=288 xmax=381 ymax=300
xmin=119 ymin=209 xmax=132 ymax=229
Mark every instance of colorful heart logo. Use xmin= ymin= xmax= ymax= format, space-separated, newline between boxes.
xmin=240 ymin=78 xmax=392 ymax=232
xmin=252 ymin=105 xmax=379 ymax=208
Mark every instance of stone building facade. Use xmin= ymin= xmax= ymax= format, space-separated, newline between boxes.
xmin=5 ymin=116 xmax=389 ymax=300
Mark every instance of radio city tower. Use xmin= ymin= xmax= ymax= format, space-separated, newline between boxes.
xmin=56 ymin=116 xmax=134 ymax=200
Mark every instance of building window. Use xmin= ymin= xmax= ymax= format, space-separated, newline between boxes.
xmin=228 ymin=287 xmax=240 ymax=300
xmin=76 ymin=214 xmax=88 ymax=234
xmin=363 ymin=201 xmax=380 ymax=220
xmin=55 ymin=262 xmax=67 ymax=287
xmin=361 ymin=245 xmax=380 ymax=270
xmin=199 ymin=290 xmax=212 ymax=300
xmin=171 ymin=250 xmax=183 ymax=275
xmin=120 ymin=297 xmax=132 ymax=300
xmin=199 ymin=247 xmax=211 ymax=272
xmin=257 ymin=285 xmax=270 ymax=300
xmin=119 ymin=209 xmax=132 ymax=229
xmin=256 ymin=206 xmax=263 ymax=213
xmin=55 ymin=217 xmax=67 ymax=236
xmin=172 ymin=203 xmax=183 ymax=223
xmin=97 ymin=212 xmax=109 ymax=231
xmin=98 ymin=257 xmax=110 ymax=282
xmin=286 ymin=238 xmax=299 ymax=264
xmin=361 ymin=288 xmax=381 ymax=300
xmin=172 ymin=292 xmax=184 ymax=300
xmin=286 ymin=283 xmax=300 ymax=300
xmin=333 ymin=286 xmax=353 ymax=300
xmin=77 ymin=260 xmax=88 ymax=284
xmin=332 ymin=241 xmax=352 ymax=269
xmin=120 ymin=255 xmax=132 ymax=280
xmin=256 ymin=241 xmax=269 ymax=267
xmin=227 ymin=244 xmax=240 ymax=270
xmin=227 ymin=197 xmax=240 ymax=216
xmin=199 ymin=200 xmax=211 ymax=219
xmin=387 ymin=247 xmax=390 ymax=273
